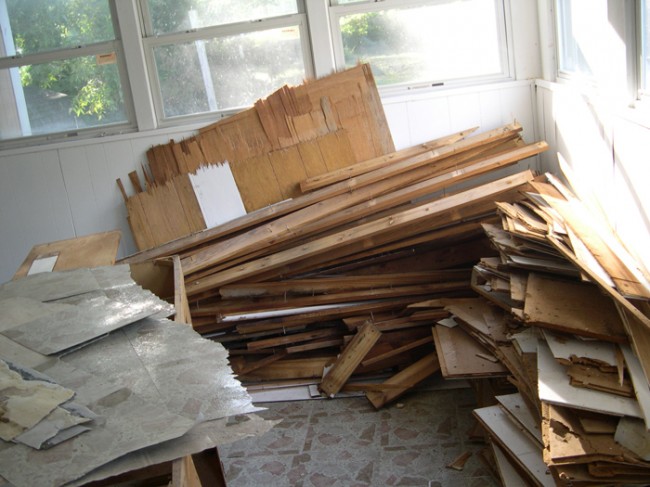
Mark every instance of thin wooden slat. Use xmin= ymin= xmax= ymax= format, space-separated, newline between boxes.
xmin=361 ymin=336 xmax=432 ymax=367
xmin=366 ymin=353 xmax=440 ymax=409
xmin=319 ymin=322 xmax=381 ymax=397
xmin=128 ymin=170 xmax=143 ymax=194
xmin=172 ymin=255 xmax=192 ymax=326
xmin=247 ymin=328 xmax=342 ymax=351
xmin=236 ymin=350 xmax=289 ymax=376
xmin=301 ymin=126 xmax=478 ymax=192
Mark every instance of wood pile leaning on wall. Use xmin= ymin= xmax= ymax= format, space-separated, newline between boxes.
xmin=117 ymin=64 xmax=396 ymax=250
xmin=120 ymin=120 xmax=549 ymax=410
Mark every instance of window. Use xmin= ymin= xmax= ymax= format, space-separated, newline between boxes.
xmin=329 ymin=0 xmax=511 ymax=90
xmin=640 ymin=0 xmax=650 ymax=94
xmin=555 ymin=0 xmax=636 ymax=98
xmin=140 ymin=0 xmax=312 ymax=122
xmin=0 ymin=0 xmax=132 ymax=142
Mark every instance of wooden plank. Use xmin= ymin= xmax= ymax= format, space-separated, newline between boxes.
xmin=538 ymin=186 xmax=650 ymax=300
xmin=116 ymin=178 xmax=128 ymax=202
xmin=128 ymin=170 xmax=143 ymax=194
xmin=523 ymin=273 xmax=628 ymax=342
xmin=247 ymin=328 xmax=343 ymax=350
xmin=181 ymin=141 xmax=542 ymax=277
xmin=300 ymin=126 xmax=478 ymax=192
xmin=361 ymin=336 xmax=432 ymax=367
xmin=236 ymin=356 xmax=333 ymax=381
xmin=366 ymin=353 xmax=440 ymax=409
xmin=125 ymin=194 xmax=157 ymax=251
xmin=492 ymin=443 xmax=530 ymax=487
xmin=236 ymin=350 xmax=289 ymax=376
xmin=297 ymin=137 xmax=329 ymax=177
xmin=172 ymin=255 xmax=192 ymax=326
xmin=185 ymin=170 xmax=535 ymax=295
xmin=13 ymin=231 xmax=121 ymax=279
xmin=219 ymin=271 xmax=466 ymax=298
xmin=171 ymin=455 xmax=201 ymax=487
xmin=432 ymin=325 xmax=508 ymax=378
xmin=319 ymin=322 xmax=381 ymax=397
xmin=190 ymin=449 xmax=227 ymax=487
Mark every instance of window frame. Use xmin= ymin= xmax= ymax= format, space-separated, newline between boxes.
xmin=328 ymin=0 xmax=514 ymax=95
xmin=138 ymin=2 xmax=315 ymax=126
xmin=553 ymin=0 xmax=641 ymax=103
xmin=0 ymin=0 xmax=137 ymax=147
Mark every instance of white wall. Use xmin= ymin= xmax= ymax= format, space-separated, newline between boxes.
xmin=0 ymin=126 xmax=197 ymax=282
xmin=536 ymin=80 xmax=650 ymax=277
xmin=0 ymin=81 xmax=540 ymax=283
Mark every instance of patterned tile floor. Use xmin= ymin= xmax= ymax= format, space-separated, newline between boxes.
xmin=218 ymin=388 xmax=499 ymax=486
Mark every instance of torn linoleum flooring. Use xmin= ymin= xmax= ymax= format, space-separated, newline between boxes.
xmin=0 ymin=266 xmax=268 ymax=487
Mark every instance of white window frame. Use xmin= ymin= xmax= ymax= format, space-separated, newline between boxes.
xmin=553 ymin=0 xmax=639 ymax=103
xmin=0 ymin=1 xmax=137 ymax=148
xmin=328 ymin=0 xmax=514 ymax=96
xmin=138 ymin=2 xmax=315 ymax=127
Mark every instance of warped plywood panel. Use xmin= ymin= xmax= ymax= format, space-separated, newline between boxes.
xmin=13 ymin=231 xmax=121 ymax=279
xmin=523 ymin=273 xmax=628 ymax=342
xmin=432 ymin=325 xmax=507 ymax=378
xmin=142 ymin=64 xmax=393 ymax=214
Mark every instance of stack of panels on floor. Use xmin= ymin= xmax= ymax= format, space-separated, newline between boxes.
xmin=0 ymin=266 xmax=273 ymax=487
xmin=428 ymin=174 xmax=650 ymax=485
xmin=121 ymin=119 xmax=548 ymax=411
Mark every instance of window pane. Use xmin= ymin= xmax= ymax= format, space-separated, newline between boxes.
xmin=642 ymin=0 xmax=650 ymax=92
xmin=0 ymin=54 xmax=127 ymax=141
xmin=556 ymin=0 xmax=594 ymax=78
xmin=146 ymin=0 xmax=299 ymax=35
xmin=338 ymin=0 xmax=504 ymax=86
xmin=153 ymin=26 xmax=306 ymax=118
xmin=4 ymin=0 xmax=115 ymax=56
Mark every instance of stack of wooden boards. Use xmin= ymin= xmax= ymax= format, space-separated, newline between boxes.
xmin=121 ymin=120 xmax=549 ymax=410
xmin=117 ymin=64 xmax=395 ymax=250
xmin=430 ymin=174 xmax=650 ymax=485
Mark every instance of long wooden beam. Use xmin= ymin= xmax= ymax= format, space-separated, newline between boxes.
xmin=300 ymin=127 xmax=478 ymax=192
xmin=185 ymin=170 xmax=535 ymax=295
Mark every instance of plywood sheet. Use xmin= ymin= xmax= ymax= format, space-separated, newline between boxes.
xmin=13 ymin=231 xmax=121 ymax=280
xmin=432 ymin=325 xmax=507 ymax=378
xmin=524 ymin=273 xmax=627 ymax=342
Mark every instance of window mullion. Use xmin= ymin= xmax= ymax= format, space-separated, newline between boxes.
xmin=114 ymin=0 xmax=157 ymax=131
